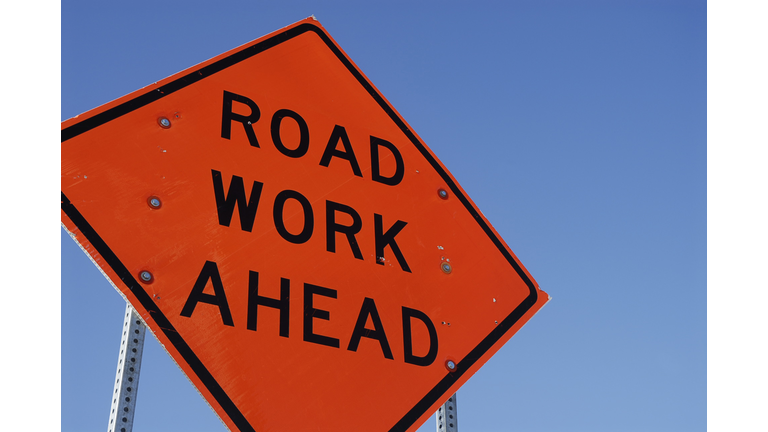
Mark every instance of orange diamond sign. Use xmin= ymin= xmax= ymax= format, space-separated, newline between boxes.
xmin=61 ymin=18 xmax=549 ymax=432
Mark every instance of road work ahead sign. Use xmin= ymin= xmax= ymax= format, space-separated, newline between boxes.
xmin=61 ymin=18 xmax=549 ymax=432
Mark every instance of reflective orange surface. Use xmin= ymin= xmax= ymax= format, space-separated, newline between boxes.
xmin=61 ymin=18 xmax=548 ymax=432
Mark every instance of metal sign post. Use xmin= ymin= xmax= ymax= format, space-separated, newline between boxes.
xmin=436 ymin=393 xmax=458 ymax=432
xmin=107 ymin=303 xmax=147 ymax=432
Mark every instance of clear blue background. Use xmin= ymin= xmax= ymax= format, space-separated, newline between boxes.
xmin=61 ymin=1 xmax=706 ymax=431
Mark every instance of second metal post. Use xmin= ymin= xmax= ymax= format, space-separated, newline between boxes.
xmin=436 ymin=393 xmax=458 ymax=432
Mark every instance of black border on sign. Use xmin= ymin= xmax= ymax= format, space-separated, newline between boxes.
xmin=61 ymin=22 xmax=539 ymax=432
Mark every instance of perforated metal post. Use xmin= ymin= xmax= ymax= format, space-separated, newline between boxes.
xmin=436 ymin=393 xmax=458 ymax=432
xmin=107 ymin=303 xmax=147 ymax=432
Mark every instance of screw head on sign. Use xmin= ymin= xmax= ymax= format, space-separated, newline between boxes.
xmin=147 ymin=196 xmax=162 ymax=209
xmin=445 ymin=360 xmax=457 ymax=372
xmin=437 ymin=188 xmax=449 ymax=200
xmin=441 ymin=262 xmax=453 ymax=274
xmin=158 ymin=117 xmax=171 ymax=128
xmin=139 ymin=271 xmax=153 ymax=284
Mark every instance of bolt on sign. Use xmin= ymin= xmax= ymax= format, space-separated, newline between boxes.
xmin=61 ymin=18 xmax=549 ymax=432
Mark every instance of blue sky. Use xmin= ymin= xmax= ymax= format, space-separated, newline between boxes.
xmin=8 ymin=0 xmax=734 ymax=430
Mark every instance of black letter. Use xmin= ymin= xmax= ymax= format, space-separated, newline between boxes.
xmin=247 ymin=272 xmax=290 ymax=338
xmin=211 ymin=170 xmax=264 ymax=232
xmin=303 ymin=283 xmax=340 ymax=348
xmin=326 ymin=200 xmax=363 ymax=260
xmin=273 ymin=190 xmax=314 ymax=244
xmin=347 ymin=297 xmax=394 ymax=359
xmin=370 ymin=136 xmax=404 ymax=186
xmin=402 ymin=307 xmax=438 ymax=366
xmin=180 ymin=261 xmax=234 ymax=327
xmin=221 ymin=90 xmax=260 ymax=147
xmin=271 ymin=109 xmax=310 ymax=158
xmin=319 ymin=125 xmax=362 ymax=177
xmin=374 ymin=213 xmax=411 ymax=272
